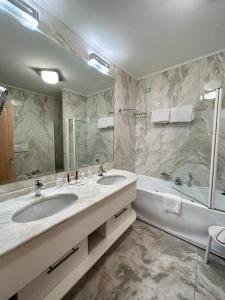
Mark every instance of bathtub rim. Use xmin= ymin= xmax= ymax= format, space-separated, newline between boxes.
xmin=137 ymin=187 xmax=206 ymax=209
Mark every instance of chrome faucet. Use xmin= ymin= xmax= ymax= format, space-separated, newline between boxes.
xmin=98 ymin=164 xmax=106 ymax=176
xmin=174 ymin=177 xmax=182 ymax=186
xmin=187 ymin=172 xmax=193 ymax=187
xmin=161 ymin=172 xmax=171 ymax=181
xmin=35 ymin=179 xmax=44 ymax=197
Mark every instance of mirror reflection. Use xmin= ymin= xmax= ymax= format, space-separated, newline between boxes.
xmin=0 ymin=12 xmax=114 ymax=185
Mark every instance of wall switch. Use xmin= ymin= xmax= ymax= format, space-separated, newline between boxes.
xmin=14 ymin=143 xmax=29 ymax=153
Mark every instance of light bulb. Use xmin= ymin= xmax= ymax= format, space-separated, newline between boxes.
xmin=41 ymin=70 xmax=59 ymax=85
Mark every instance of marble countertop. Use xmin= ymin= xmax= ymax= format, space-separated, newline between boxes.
xmin=0 ymin=169 xmax=137 ymax=257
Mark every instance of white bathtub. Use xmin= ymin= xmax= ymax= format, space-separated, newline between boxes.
xmin=133 ymin=174 xmax=225 ymax=258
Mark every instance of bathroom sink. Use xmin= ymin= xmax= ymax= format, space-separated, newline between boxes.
xmin=12 ymin=193 xmax=78 ymax=223
xmin=97 ymin=175 xmax=126 ymax=185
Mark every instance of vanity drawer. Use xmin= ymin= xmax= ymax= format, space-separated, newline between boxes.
xmin=18 ymin=238 xmax=88 ymax=300
xmin=106 ymin=204 xmax=132 ymax=236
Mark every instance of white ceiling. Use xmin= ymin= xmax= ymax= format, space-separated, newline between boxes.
xmin=39 ymin=0 xmax=225 ymax=78
xmin=0 ymin=12 xmax=113 ymax=97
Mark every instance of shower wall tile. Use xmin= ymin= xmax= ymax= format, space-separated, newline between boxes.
xmin=8 ymin=86 xmax=63 ymax=180
xmin=114 ymin=69 xmax=137 ymax=172
xmin=86 ymin=88 xmax=114 ymax=165
xmin=136 ymin=51 xmax=225 ymax=188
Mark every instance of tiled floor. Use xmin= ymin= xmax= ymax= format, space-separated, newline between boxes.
xmin=63 ymin=220 xmax=225 ymax=300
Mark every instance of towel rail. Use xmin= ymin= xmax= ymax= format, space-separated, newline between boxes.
xmin=119 ymin=107 xmax=148 ymax=118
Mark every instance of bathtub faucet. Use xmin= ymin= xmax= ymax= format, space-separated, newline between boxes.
xmin=174 ymin=177 xmax=182 ymax=186
xmin=187 ymin=172 xmax=193 ymax=187
xmin=161 ymin=172 xmax=171 ymax=181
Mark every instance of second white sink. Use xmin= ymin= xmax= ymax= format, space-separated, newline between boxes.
xmin=12 ymin=193 xmax=78 ymax=223
xmin=97 ymin=175 xmax=126 ymax=185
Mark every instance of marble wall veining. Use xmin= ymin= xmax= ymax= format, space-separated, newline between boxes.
xmin=136 ymin=52 xmax=225 ymax=189
xmin=7 ymin=85 xmax=63 ymax=180
xmin=62 ymin=88 xmax=114 ymax=169
xmin=114 ymin=69 xmax=137 ymax=172
xmin=86 ymin=88 xmax=114 ymax=165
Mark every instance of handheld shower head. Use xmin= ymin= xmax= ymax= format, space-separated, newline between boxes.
xmin=0 ymin=86 xmax=8 ymax=115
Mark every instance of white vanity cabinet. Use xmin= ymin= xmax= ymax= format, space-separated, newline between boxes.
xmin=0 ymin=174 xmax=136 ymax=300
xmin=18 ymin=238 xmax=88 ymax=300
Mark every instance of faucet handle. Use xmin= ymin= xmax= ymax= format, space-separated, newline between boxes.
xmin=35 ymin=179 xmax=44 ymax=188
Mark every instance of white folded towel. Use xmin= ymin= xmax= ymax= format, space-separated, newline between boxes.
xmin=163 ymin=193 xmax=182 ymax=214
xmin=151 ymin=108 xmax=170 ymax=124
xmin=98 ymin=117 xmax=114 ymax=129
xmin=97 ymin=117 xmax=108 ymax=129
xmin=170 ymin=105 xmax=194 ymax=123
xmin=107 ymin=116 xmax=114 ymax=128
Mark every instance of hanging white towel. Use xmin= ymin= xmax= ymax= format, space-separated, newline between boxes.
xmin=151 ymin=108 xmax=170 ymax=124
xmin=170 ymin=105 xmax=194 ymax=123
xmin=163 ymin=193 xmax=182 ymax=214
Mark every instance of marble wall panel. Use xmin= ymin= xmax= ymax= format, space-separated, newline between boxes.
xmin=114 ymin=69 xmax=137 ymax=172
xmin=86 ymin=88 xmax=114 ymax=165
xmin=8 ymin=85 xmax=63 ymax=180
xmin=136 ymin=52 xmax=225 ymax=189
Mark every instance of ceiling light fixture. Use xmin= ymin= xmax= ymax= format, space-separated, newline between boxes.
xmin=41 ymin=70 xmax=59 ymax=85
xmin=0 ymin=0 xmax=39 ymax=30
xmin=88 ymin=53 xmax=110 ymax=74
xmin=31 ymin=68 xmax=64 ymax=85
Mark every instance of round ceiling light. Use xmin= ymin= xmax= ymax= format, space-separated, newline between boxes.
xmin=41 ymin=70 xmax=59 ymax=85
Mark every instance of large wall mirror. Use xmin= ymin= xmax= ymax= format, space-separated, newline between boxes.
xmin=0 ymin=12 xmax=114 ymax=185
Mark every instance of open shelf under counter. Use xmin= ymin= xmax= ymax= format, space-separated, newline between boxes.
xmin=44 ymin=209 xmax=136 ymax=300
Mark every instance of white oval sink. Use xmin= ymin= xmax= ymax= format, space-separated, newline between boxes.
xmin=97 ymin=175 xmax=126 ymax=185
xmin=12 ymin=193 xmax=78 ymax=223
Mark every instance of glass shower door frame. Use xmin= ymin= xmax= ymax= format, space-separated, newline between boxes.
xmin=208 ymin=87 xmax=224 ymax=209
xmin=66 ymin=118 xmax=76 ymax=171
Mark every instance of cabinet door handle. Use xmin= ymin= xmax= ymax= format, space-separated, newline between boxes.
xmin=47 ymin=247 xmax=79 ymax=274
xmin=114 ymin=207 xmax=128 ymax=219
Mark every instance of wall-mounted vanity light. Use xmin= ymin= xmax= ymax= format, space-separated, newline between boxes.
xmin=88 ymin=53 xmax=110 ymax=75
xmin=0 ymin=0 xmax=39 ymax=30
xmin=203 ymin=90 xmax=217 ymax=100
xmin=32 ymin=68 xmax=65 ymax=85
xmin=200 ymin=80 xmax=221 ymax=101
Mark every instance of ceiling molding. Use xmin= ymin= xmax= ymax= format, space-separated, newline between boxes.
xmin=137 ymin=48 xmax=225 ymax=81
